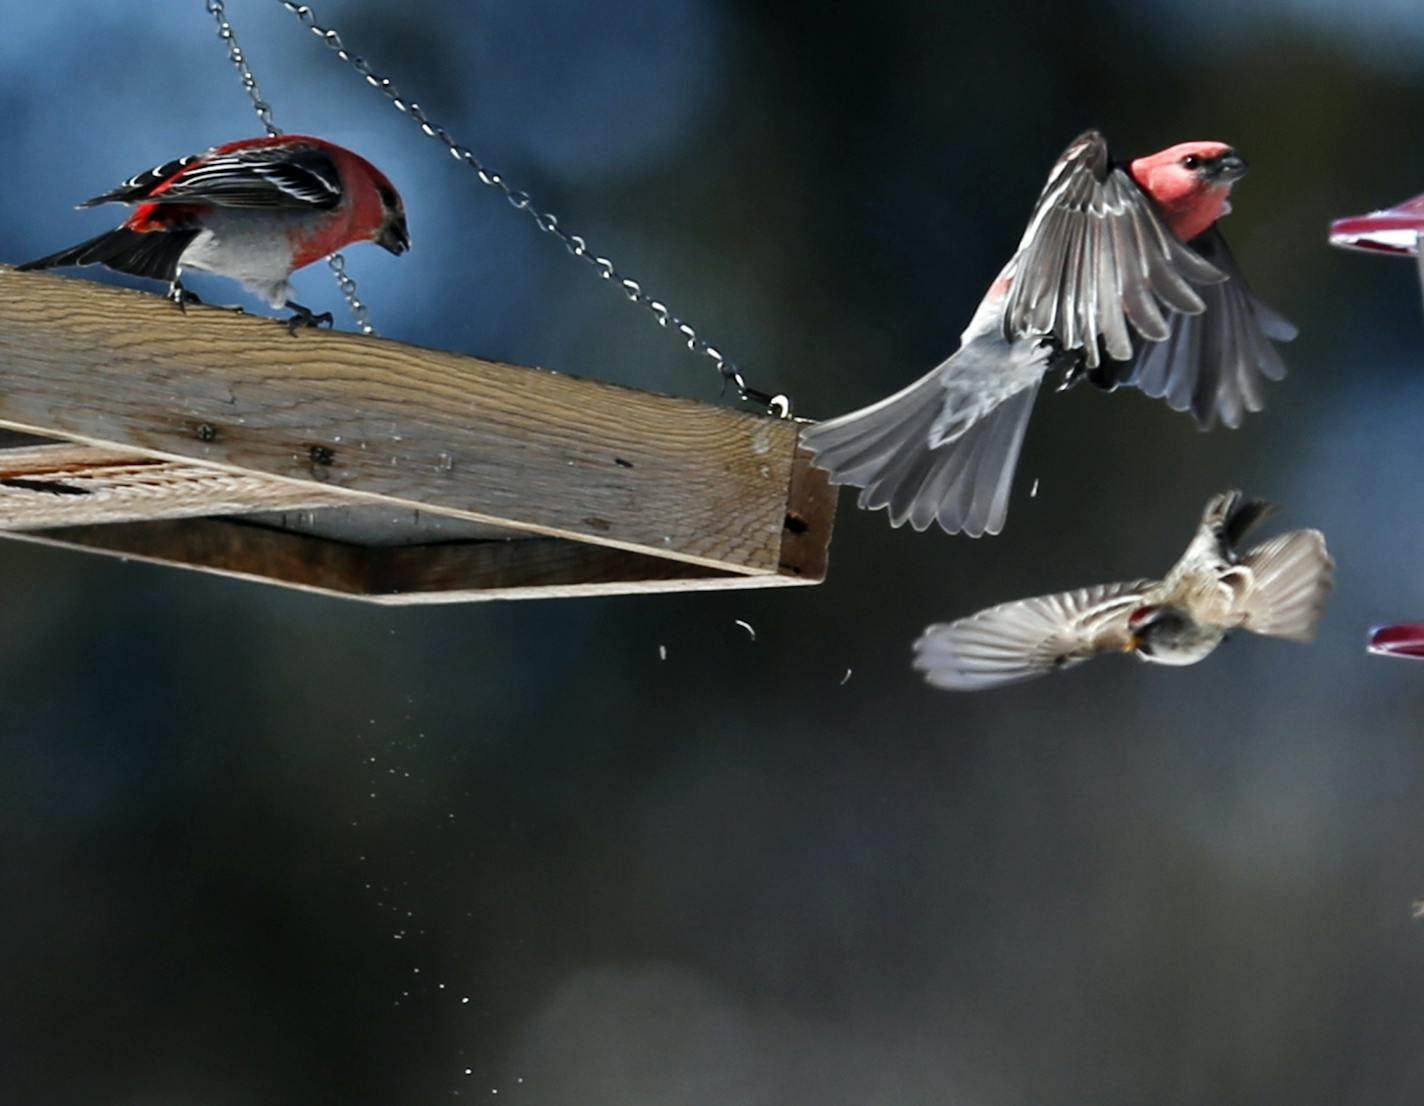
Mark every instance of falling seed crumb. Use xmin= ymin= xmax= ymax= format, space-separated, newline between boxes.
xmin=840 ymin=668 xmax=853 ymax=686
xmin=1030 ymin=478 xmax=1040 ymax=498
xmin=734 ymin=619 xmax=756 ymax=641
xmin=658 ymin=644 xmax=668 ymax=661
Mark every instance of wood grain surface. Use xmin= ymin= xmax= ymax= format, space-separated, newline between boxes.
xmin=0 ymin=266 xmax=832 ymax=576
xmin=4 ymin=519 xmax=822 ymax=604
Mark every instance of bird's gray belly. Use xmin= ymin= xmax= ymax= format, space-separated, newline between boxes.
xmin=179 ymin=211 xmax=304 ymax=306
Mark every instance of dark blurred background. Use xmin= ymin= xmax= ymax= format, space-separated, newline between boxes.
xmin=4 ymin=1 xmax=1424 ymax=1103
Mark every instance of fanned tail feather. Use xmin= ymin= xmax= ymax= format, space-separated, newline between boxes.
xmin=1199 ymin=489 xmax=1277 ymax=549
xmin=1239 ymin=529 xmax=1333 ymax=641
xmin=802 ymin=378 xmax=1039 ymax=538
xmin=16 ymin=227 xmax=198 ymax=283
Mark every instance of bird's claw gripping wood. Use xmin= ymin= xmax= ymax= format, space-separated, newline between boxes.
xmin=283 ymin=301 xmax=334 ymax=335
xmin=16 ymin=135 xmax=408 ymax=333
xmin=166 ymin=280 xmax=203 ymax=313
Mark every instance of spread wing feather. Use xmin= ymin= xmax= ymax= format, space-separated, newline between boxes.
xmin=1109 ymin=228 xmax=1296 ymax=428
xmin=913 ymin=580 xmax=1154 ymax=691
xmin=1003 ymin=130 xmax=1225 ymax=369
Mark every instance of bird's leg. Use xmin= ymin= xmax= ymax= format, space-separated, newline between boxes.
xmin=283 ymin=300 xmax=335 ymax=335
xmin=166 ymin=277 xmax=203 ymax=312
xmin=1044 ymin=341 xmax=1087 ymax=392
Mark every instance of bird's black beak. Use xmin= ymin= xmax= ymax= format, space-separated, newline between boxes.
xmin=1212 ymin=150 xmax=1248 ymax=183
xmin=378 ymin=215 xmax=410 ymax=256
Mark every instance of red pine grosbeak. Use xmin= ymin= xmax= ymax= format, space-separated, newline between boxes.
xmin=17 ymin=135 xmax=409 ymax=329
xmin=802 ymin=131 xmax=1294 ymax=537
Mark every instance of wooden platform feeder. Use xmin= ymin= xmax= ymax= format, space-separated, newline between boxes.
xmin=0 ymin=266 xmax=834 ymax=603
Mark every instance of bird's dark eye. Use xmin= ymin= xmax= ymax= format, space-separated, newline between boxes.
xmin=1182 ymin=155 xmax=1200 ymax=170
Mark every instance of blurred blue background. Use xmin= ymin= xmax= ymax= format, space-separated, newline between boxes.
xmin=4 ymin=1 xmax=1424 ymax=1103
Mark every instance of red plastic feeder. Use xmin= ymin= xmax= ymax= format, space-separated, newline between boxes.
xmin=1333 ymin=201 xmax=1424 ymax=664
xmin=1330 ymin=193 xmax=1424 ymax=257
xmin=1367 ymin=623 xmax=1424 ymax=660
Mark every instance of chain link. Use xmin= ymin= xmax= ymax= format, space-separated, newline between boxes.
xmin=203 ymin=0 xmax=376 ymax=335
xmin=273 ymin=0 xmax=789 ymax=416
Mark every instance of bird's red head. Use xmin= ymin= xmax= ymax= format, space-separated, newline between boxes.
xmin=1129 ymin=140 xmax=1246 ymax=244
xmin=1124 ymin=604 xmax=1157 ymax=653
xmin=342 ymin=153 xmax=410 ymax=257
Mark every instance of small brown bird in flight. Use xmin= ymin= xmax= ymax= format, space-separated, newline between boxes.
xmin=913 ymin=491 xmax=1333 ymax=691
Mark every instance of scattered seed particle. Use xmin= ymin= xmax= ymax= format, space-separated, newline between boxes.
xmin=840 ymin=668 xmax=853 ymax=686
xmin=734 ymin=619 xmax=756 ymax=641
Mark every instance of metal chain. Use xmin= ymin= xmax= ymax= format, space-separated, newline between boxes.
xmin=203 ymin=0 xmax=376 ymax=335
xmin=273 ymin=0 xmax=789 ymax=416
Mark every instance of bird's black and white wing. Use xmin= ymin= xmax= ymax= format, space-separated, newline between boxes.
xmin=1003 ymin=130 xmax=1226 ymax=368
xmin=76 ymin=154 xmax=205 ymax=208
xmin=1224 ymin=529 xmax=1334 ymax=642
xmin=81 ymin=143 xmax=344 ymax=211
xmin=1107 ymin=227 xmax=1296 ymax=428
xmin=913 ymin=579 xmax=1154 ymax=691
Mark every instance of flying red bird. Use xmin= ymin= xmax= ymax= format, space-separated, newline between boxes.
xmin=802 ymin=131 xmax=1294 ymax=537
xmin=17 ymin=135 xmax=409 ymax=329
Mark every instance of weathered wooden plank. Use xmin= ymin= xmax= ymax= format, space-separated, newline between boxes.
xmin=6 ymin=519 xmax=371 ymax=599
xmin=0 ymin=429 xmax=58 ymax=449
xmin=240 ymin=503 xmax=530 ymax=546
xmin=0 ymin=266 xmax=808 ymax=575
xmin=361 ymin=534 xmax=733 ymax=602
xmin=0 ymin=442 xmax=349 ymax=529
xmin=775 ymin=444 xmax=837 ymax=584
xmin=2 ymin=518 xmax=820 ymax=603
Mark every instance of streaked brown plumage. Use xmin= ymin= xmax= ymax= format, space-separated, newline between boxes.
xmin=913 ymin=491 xmax=1333 ymax=691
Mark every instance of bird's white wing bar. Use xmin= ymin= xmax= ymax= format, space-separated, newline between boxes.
xmin=137 ymin=144 xmax=344 ymax=211
xmin=77 ymin=154 xmax=204 ymax=208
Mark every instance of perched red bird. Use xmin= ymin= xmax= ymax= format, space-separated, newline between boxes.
xmin=801 ymin=131 xmax=1294 ymax=537
xmin=17 ymin=135 xmax=409 ymax=329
